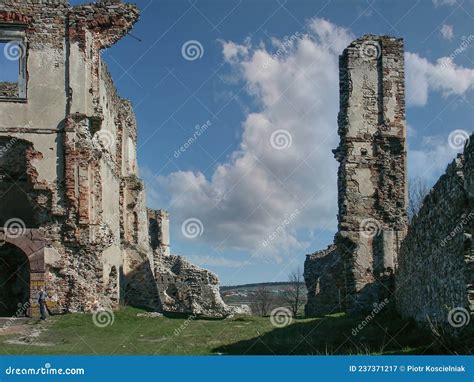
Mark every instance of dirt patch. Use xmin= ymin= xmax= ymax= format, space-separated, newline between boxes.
xmin=0 ymin=318 xmax=31 ymax=336
xmin=1 ymin=318 xmax=56 ymax=347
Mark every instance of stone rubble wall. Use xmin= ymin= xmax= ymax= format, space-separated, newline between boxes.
xmin=304 ymin=35 xmax=408 ymax=316
xmin=335 ymin=35 xmax=407 ymax=313
xmin=304 ymin=245 xmax=344 ymax=316
xmin=154 ymin=253 xmax=239 ymax=318
xmin=0 ymin=0 xmax=237 ymax=318
xmin=396 ymin=138 xmax=473 ymax=324
xmin=147 ymin=209 xmax=170 ymax=256
xmin=147 ymin=212 xmax=242 ymax=317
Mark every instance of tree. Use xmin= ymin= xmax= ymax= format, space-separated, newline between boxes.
xmin=253 ymin=285 xmax=274 ymax=317
xmin=408 ymin=177 xmax=430 ymax=222
xmin=281 ymin=267 xmax=305 ymax=317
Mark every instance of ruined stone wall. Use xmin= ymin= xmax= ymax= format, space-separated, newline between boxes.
xmin=304 ymin=245 xmax=344 ymax=316
xmin=0 ymin=0 xmax=245 ymax=319
xmin=0 ymin=0 xmax=141 ymax=315
xmin=304 ymin=35 xmax=408 ymax=316
xmin=0 ymin=0 xmax=71 ymax=315
xmin=335 ymin=35 xmax=408 ymax=314
xmin=154 ymin=253 xmax=236 ymax=318
xmin=396 ymin=138 xmax=473 ymax=325
xmin=148 ymin=209 xmax=170 ymax=256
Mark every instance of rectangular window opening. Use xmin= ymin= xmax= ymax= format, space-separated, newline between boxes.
xmin=0 ymin=25 xmax=27 ymax=101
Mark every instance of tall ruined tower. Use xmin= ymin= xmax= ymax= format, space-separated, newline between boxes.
xmin=334 ymin=35 xmax=408 ymax=313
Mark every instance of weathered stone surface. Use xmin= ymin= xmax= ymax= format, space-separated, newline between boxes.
xmin=304 ymin=245 xmax=344 ymax=316
xmin=154 ymin=253 xmax=236 ymax=318
xmin=304 ymin=35 xmax=408 ymax=315
xmin=0 ymin=0 xmax=235 ymax=319
xmin=396 ymin=137 xmax=473 ymax=325
xmin=147 ymin=209 xmax=170 ymax=256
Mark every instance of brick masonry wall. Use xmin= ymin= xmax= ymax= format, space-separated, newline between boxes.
xmin=335 ymin=35 xmax=407 ymax=314
xmin=396 ymin=137 xmax=473 ymax=325
xmin=304 ymin=35 xmax=408 ymax=316
xmin=0 ymin=0 xmax=140 ymax=315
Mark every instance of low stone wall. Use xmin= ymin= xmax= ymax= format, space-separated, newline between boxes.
xmin=154 ymin=253 xmax=238 ymax=318
xmin=396 ymin=137 xmax=473 ymax=326
xmin=304 ymin=245 xmax=344 ymax=316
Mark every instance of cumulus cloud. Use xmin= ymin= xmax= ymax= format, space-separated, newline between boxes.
xmin=186 ymin=255 xmax=251 ymax=269
xmin=221 ymin=40 xmax=249 ymax=62
xmin=405 ymin=52 xmax=474 ymax=107
xmin=408 ymin=133 xmax=466 ymax=182
xmin=145 ymin=17 xmax=472 ymax=262
xmin=440 ymin=24 xmax=454 ymax=40
xmin=146 ymin=18 xmax=353 ymax=259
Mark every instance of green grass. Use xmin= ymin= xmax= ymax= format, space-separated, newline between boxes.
xmin=0 ymin=307 xmax=470 ymax=355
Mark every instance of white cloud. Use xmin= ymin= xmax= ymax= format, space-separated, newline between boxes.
xmin=186 ymin=255 xmax=251 ymax=269
xmin=146 ymin=18 xmax=354 ymax=258
xmin=408 ymin=133 xmax=464 ymax=183
xmin=405 ymin=52 xmax=474 ymax=107
xmin=145 ymin=17 xmax=472 ymax=262
xmin=440 ymin=24 xmax=454 ymax=40
xmin=221 ymin=40 xmax=249 ymax=62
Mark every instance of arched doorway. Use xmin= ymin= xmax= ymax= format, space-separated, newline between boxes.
xmin=0 ymin=242 xmax=30 ymax=316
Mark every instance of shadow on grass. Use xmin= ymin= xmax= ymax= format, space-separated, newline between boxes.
xmin=213 ymin=312 xmax=472 ymax=355
xmin=160 ymin=312 xmax=226 ymax=321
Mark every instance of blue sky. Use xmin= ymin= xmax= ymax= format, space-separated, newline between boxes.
xmin=69 ymin=0 xmax=473 ymax=285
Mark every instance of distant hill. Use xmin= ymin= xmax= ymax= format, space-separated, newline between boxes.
xmin=220 ymin=282 xmax=307 ymax=307
xmin=221 ymin=282 xmax=298 ymax=291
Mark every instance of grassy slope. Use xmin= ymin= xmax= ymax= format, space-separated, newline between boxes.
xmin=0 ymin=307 xmax=470 ymax=355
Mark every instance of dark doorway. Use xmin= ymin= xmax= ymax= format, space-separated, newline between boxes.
xmin=0 ymin=137 xmax=40 ymax=228
xmin=0 ymin=243 xmax=30 ymax=316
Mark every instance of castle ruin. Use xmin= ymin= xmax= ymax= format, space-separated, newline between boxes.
xmin=305 ymin=35 xmax=408 ymax=315
xmin=305 ymin=34 xmax=473 ymax=327
xmin=396 ymin=140 xmax=473 ymax=324
xmin=0 ymin=0 xmax=239 ymax=319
